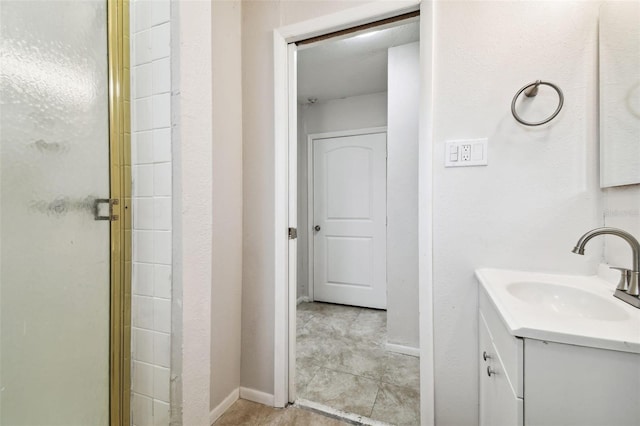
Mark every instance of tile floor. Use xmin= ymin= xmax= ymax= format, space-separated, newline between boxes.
xmin=296 ymin=302 xmax=420 ymax=425
xmin=214 ymin=399 xmax=349 ymax=425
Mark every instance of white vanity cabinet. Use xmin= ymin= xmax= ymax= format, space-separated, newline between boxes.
xmin=479 ymin=289 xmax=523 ymax=426
xmin=479 ymin=287 xmax=640 ymax=426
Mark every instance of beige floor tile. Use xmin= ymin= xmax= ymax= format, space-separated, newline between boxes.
xmin=296 ymin=357 xmax=322 ymax=395
xmin=370 ymin=382 xmax=420 ymax=425
xmin=353 ymin=308 xmax=386 ymax=326
xmin=214 ymin=399 xmax=285 ymax=425
xmin=296 ymin=329 xmax=339 ymax=366
xmin=296 ymin=308 xmax=316 ymax=328
xmin=347 ymin=310 xmax=387 ymax=345
xmin=303 ymin=313 xmax=357 ymax=338
xmin=296 ymin=302 xmax=420 ymax=425
xmin=301 ymin=368 xmax=379 ymax=418
xmin=324 ymin=341 xmax=389 ymax=380
xmin=381 ymin=353 xmax=420 ymax=392
xmin=298 ymin=302 xmax=360 ymax=318
xmin=213 ymin=399 xmax=350 ymax=426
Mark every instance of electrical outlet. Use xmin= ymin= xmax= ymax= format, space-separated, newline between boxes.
xmin=445 ymin=139 xmax=488 ymax=167
xmin=461 ymin=144 xmax=471 ymax=161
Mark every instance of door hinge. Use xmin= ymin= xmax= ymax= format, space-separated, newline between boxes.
xmin=94 ymin=198 xmax=119 ymax=221
xmin=288 ymin=227 xmax=297 ymax=240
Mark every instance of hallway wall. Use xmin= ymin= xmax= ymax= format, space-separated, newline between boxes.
xmin=387 ymin=41 xmax=420 ymax=351
xmin=210 ymin=0 xmax=244 ymax=419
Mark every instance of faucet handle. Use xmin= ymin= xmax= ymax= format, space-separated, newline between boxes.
xmin=609 ymin=267 xmax=631 ymax=291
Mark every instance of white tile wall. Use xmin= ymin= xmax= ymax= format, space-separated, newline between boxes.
xmin=131 ymin=1 xmax=171 ymax=425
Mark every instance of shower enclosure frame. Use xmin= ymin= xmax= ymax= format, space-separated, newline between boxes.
xmin=107 ymin=0 xmax=132 ymax=424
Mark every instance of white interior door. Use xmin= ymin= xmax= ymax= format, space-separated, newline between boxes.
xmin=313 ymin=132 xmax=387 ymax=309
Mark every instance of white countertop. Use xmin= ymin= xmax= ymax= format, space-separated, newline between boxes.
xmin=475 ymin=267 xmax=640 ymax=354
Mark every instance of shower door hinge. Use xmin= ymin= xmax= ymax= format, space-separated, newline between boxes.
xmin=288 ymin=227 xmax=297 ymax=240
xmin=94 ymin=198 xmax=119 ymax=221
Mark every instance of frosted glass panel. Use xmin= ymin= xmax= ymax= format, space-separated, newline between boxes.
xmin=0 ymin=1 xmax=110 ymax=425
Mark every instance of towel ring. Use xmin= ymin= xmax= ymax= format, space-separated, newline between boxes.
xmin=511 ymin=80 xmax=564 ymax=126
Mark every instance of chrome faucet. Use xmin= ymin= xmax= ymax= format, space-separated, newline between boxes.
xmin=572 ymin=227 xmax=640 ymax=308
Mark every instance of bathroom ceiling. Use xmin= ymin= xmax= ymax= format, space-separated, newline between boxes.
xmin=297 ymin=20 xmax=420 ymax=103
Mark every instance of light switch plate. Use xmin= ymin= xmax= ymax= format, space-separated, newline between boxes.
xmin=445 ymin=138 xmax=488 ymax=167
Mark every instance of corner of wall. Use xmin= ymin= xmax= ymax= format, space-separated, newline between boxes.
xmin=210 ymin=0 xmax=244 ymax=414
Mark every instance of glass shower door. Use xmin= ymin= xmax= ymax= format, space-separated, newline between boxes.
xmin=0 ymin=1 xmax=111 ymax=424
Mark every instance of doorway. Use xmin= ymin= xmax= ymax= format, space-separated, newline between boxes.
xmin=291 ymin=16 xmax=421 ymax=424
xmin=0 ymin=1 xmax=131 ymax=424
xmin=273 ymin=2 xmax=435 ymax=423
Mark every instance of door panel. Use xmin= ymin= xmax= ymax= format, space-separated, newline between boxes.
xmin=326 ymin=146 xmax=373 ymax=219
xmin=326 ymin=236 xmax=373 ymax=286
xmin=313 ymin=132 xmax=387 ymax=309
xmin=0 ymin=1 xmax=111 ymax=424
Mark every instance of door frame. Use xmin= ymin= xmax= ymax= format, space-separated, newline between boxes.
xmin=107 ymin=0 xmax=131 ymax=424
xmin=306 ymin=127 xmax=388 ymax=303
xmin=273 ymin=1 xmax=435 ymax=424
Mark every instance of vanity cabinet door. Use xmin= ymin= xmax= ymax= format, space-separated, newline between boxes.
xmin=479 ymin=312 xmax=524 ymax=426
xmin=524 ymin=339 xmax=640 ymax=425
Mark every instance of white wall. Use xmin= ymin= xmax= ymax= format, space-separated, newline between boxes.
xmin=297 ymin=92 xmax=388 ymax=300
xmin=171 ymin=0 xmax=246 ymax=424
xmin=210 ymin=0 xmax=243 ymax=420
xmin=130 ymin=1 xmax=172 ymax=424
xmin=172 ymin=0 xmax=214 ymax=424
xmin=169 ymin=2 xmax=245 ymax=424
xmin=604 ymin=185 xmax=640 ymax=267
xmin=432 ymin=2 xmax=601 ymax=424
xmin=387 ymin=42 xmax=419 ymax=350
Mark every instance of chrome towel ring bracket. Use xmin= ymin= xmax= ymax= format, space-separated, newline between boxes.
xmin=511 ymin=80 xmax=564 ymax=126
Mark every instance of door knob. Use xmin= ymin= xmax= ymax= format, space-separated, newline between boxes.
xmin=314 ymin=225 xmax=321 ymax=232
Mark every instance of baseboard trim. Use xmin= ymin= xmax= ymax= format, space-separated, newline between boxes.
xmin=386 ymin=342 xmax=420 ymax=357
xmin=239 ymin=387 xmax=275 ymax=406
xmin=209 ymin=388 xmax=239 ymax=425
xmin=296 ymin=296 xmax=310 ymax=305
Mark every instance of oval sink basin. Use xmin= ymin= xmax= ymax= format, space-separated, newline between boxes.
xmin=506 ymin=281 xmax=629 ymax=321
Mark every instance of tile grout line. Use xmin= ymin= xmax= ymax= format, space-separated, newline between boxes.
xmin=369 ymin=386 xmax=382 ymax=419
